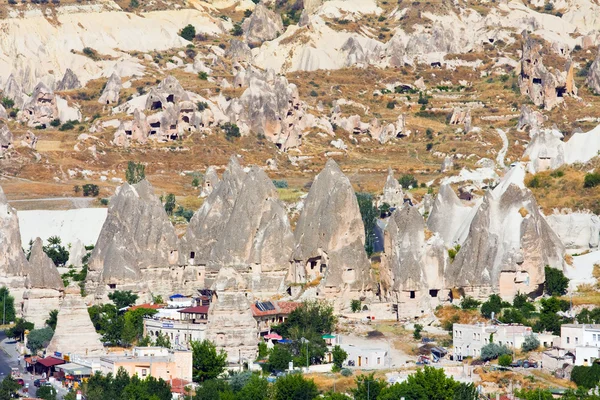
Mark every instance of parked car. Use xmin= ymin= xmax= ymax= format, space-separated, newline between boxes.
xmin=511 ymin=359 xmax=538 ymax=368
xmin=15 ymin=379 xmax=24 ymax=386
xmin=34 ymin=379 xmax=47 ymax=387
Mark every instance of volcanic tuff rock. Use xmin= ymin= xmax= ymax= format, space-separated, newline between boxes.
xmin=380 ymin=205 xmax=447 ymax=316
xmin=23 ymin=238 xmax=64 ymax=328
xmin=0 ymin=105 xmax=7 ymax=120
xmin=586 ymin=48 xmax=600 ymax=95
xmin=242 ymin=4 xmax=284 ymax=44
xmin=522 ymin=129 xmax=565 ymax=173
xmin=380 ymin=168 xmax=404 ymax=209
xmin=516 ymin=105 xmax=545 ymax=133
xmin=180 ymin=157 xmax=245 ymax=267
xmin=0 ymin=186 xmax=31 ymax=307
xmin=86 ymin=179 xmax=181 ymax=300
xmin=0 ymin=126 xmax=12 ymax=157
xmin=3 ymin=75 xmax=26 ymax=108
xmin=200 ymin=166 xmax=220 ymax=198
xmin=225 ymin=39 xmax=252 ymax=63
xmin=427 ymin=184 xmax=478 ymax=246
xmin=66 ymin=239 xmax=87 ymax=268
xmin=47 ymin=284 xmax=104 ymax=356
xmin=22 ymin=83 xmax=59 ymax=128
xmin=207 ymin=167 xmax=295 ymax=295
xmin=56 ymin=68 xmax=81 ymax=91
xmin=206 ymin=268 xmax=258 ymax=362
xmin=446 ymin=181 xmax=566 ymax=300
xmin=98 ymin=73 xmax=122 ymax=105
xmin=546 ymin=212 xmax=600 ymax=251
xmin=290 ymin=159 xmax=373 ymax=304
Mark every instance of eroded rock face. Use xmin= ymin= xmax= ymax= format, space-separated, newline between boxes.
xmin=517 ymin=105 xmax=545 ymax=133
xmin=207 ymin=167 xmax=295 ymax=295
xmin=289 ymin=159 xmax=373 ymax=306
xmin=3 ymin=75 xmax=26 ymax=109
xmin=380 ymin=205 xmax=447 ymax=316
xmin=380 ymin=168 xmax=404 ymax=208
xmin=242 ymin=4 xmax=284 ymax=44
xmin=98 ymin=73 xmax=122 ymax=105
xmin=86 ymin=180 xmax=181 ymax=300
xmin=522 ymin=129 xmax=565 ymax=173
xmin=67 ymin=239 xmax=87 ymax=268
xmin=546 ymin=212 xmax=600 ymax=251
xmin=23 ymin=238 xmax=64 ymax=328
xmin=0 ymin=186 xmax=31 ymax=309
xmin=427 ymin=184 xmax=478 ymax=246
xmin=200 ymin=166 xmax=220 ymax=198
xmin=446 ymin=183 xmax=566 ymax=300
xmin=206 ymin=268 xmax=258 ymax=363
xmin=47 ymin=284 xmax=104 ymax=356
xmin=518 ymin=31 xmax=576 ymax=111
xmin=586 ymin=48 xmax=600 ymax=95
xmin=225 ymin=39 xmax=252 ymax=63
xmin=56 ymin=69 xmax=81 ymax=91
xmin=0 ymin=125 xmax=13 ymax=157
xmin=22 ymin=83 xmax=59 ymax=128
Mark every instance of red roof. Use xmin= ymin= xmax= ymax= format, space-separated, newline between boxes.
xmin=37 ymin=357 xmax=65 ymax=368
xmin=129 ymin=303 xmax=164 ymax=311
xmin=178 ymin=305 xmax=209 ymax=314
xmin=170 ymin=378 xmax=192 ymax=394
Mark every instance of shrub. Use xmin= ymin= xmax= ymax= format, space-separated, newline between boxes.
xmin=232 ymin=24 xmax=243 ymax=36
xmin=192 ymin=177 xmax=200 ymax=187
xmin=461 ymin=296 xmax=481 ymax=310
xmin=129 ymin=0 xmax=138 ymax=7
xmin=350 ymin=299 xmax=361 ymax=313
xmin=544 ymin=2 xmax=553 ymax=11
xmin=527 ymin=175 xmax=540 ymax=188
xmin=386 ymin=101 xmax=396 ymax=109
xmin=59 ymin=121 xmax=75 ymax=131
xmin=418 ymin=92 xmax=429 ymax=105
xmin=197 ymin=101 xmax=208 ymax=111
xmin=198 ymin=72 xmax=208 ymax=80
xmin=522 ymin=335 xmax=540 ymax=352
xmin=341 ymin=368 xmax=352 ymax=377
xmin=125 ymin=161 xmax=145 ymax=184
xmin=481 ymin=294 xmax=510 ymax=319
xmin=584 ymin=172 xmax=600 ymax=188
xmin=50 ymin=119 xmax=60 ymax=127
xmin=398 ymin=174 xmax=418 ymax=189
xmin=164 ymin=193 xmax=176 ymax=216
xmin=448 ymin=244 xmax=461 ymax=261
xmin=544 ymin=265 xmax=569 ymax=296
xmin=180 ymin=24 xmax=196 ymax=41
xmin=571 ymin=363 xmax=600 ymax=388
xmin=100 ymin=198 xmax=109 ymax=206
xmin=272 ymin=180 xmax=288 ymax=189
xmin=2 ymin=97 xmax=15 ymax=109
xmin=222 ymin=123 xmax=241 ymax=141
xmin=82 ymin=47 xmax=98 ymax=60
xmin=82 ymin=184 xmax=99 ymax=197
xmin=426 ymin=143 xmax=433 ymax=151
xmin=413 ymin=324 xmax=423 ymax=340
xmin=498 ymin=354 xmax=512 ymax=367
xmin=480 ymin=343 xmax=511 ymax=361
xmin=310 ymin=90 xmax=318 ymax=97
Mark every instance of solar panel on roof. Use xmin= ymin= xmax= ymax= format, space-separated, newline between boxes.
xmin=264 ymin=301 xmax=275 ymax=311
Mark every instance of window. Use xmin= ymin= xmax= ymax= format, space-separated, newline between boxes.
xmin=576 ymin=337 xmax=579 ymax=344
xmin=594 ymin=334 xmax=597 ymax=341
xmin=190 ymin=251 xmax=195 ymax=259
xmin=142 ymin=369 xmax=147 ymax=377
xmin=567 ymin=337 xmax=570 ymax=344
xmin=410 ymin=291 xmax=415 ymax=299
xmin=377 ymin=357 xmax=381 ymax=365
xmin=108 ymin=283 xmax=116 ymax=289
xmin=429 ymin=289 xmax=439 ymax=298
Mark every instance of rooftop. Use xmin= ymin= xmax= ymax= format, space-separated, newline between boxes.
xmin=129 ymin=303 xmax=165 ymax=311
xmin=562 ymin=324 xmax=600 ymax=330
xmin=178 ymin=305 xmax=209 ymax=314
xmin=251 ymin=301 xmax=300 ymax=317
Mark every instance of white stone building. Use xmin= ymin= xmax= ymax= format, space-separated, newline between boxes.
xmin=560 ymin=324 xmax=600 ymax=365
xmin=338 ymin=343 xmax=388 ymax=369
xmin=453 ymin=323 xmax=536 ymax=358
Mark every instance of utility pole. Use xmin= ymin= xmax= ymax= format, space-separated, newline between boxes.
xmin=3 ymin=291 xmax=6 ymax=326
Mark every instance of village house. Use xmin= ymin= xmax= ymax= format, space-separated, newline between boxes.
xmin=250 ymin=301 xmax=300 ymax=337
xmin=561 ymin=324 xmax=600 ymax=366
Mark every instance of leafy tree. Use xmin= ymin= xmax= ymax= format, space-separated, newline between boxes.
xmin=0 ymin=375 xmax=20 ymax=400
xmin=43 ymin=236 xmax=69 ymax=266
xmin=498 ymin=354 xmax=512 ymax=367
xmin=6 ymin=318 xmax=34 ymax=340
xmin=274 ymin=373 xmax=318 ymax=400
xmin=192 ymin=177 xmax=200 ymax=187
xmin=460 ymin=296 xmax=480 ymax=310
xmin=82 ymin=184 xmax=100 ymax=197
xmin=257 ymin=342 xmax=269 ymax=359
xmin=534 ymin=296 xmax=570 ymax=335
xmin=230 ymin=371 xmax=253 ymax=392
xmin=180 ymin=24 xmax=196 ymax=41
xmin=222 ymin=123 xmax=241 ymax=141
xmin=36 ymin=385 xmax=58 ymax=400
xmin=379 ymin=202 xmax=391 ymax=217
xmin=355 ymin=193 xmax=377 ymax=256
xmin=499 ymin=308 xmax=526 ymax=325
xmin=236 ymin=374 xmax=269 ymax=400
xmin=0 ymin=286 xmax=16 ymax=324
xmin=1 ymin=97 xmax=14 ymax=109
xmin=268 ymin=345 xmax=292 ymax=372
xmin=513 ymin=292 xmax=536 ymax=317
xmin=193 ymin=379 xmax=232 ymax=400
xmin=398 ymin=174 xmax=418 ymax=189
xmin=231 ymin=24 xmax=243 ymax=36
xmin=125 ymin=161 xmax=146 ymax=184
xmin=413 ymin=324 xmax=423 ymax=340
xmin=515 ymin=388 xmax=553 ymax=400
xmin=584 ymin=172 xmax=600 ymax=188
xmin=27 ymin=327 xmax=54 ymax=353
xmin=350 ymin=299 xmax=361 ymax=313
xmin=164 ymin=193 xmax=176 ymax=216
xmin=155 ymin=332 xmax=171 ymax=348
xmin=88 ymin=304 xmax=123 ymax=345
xmin=331 ymin=345 xmax=347 ymax=370
xmin=272 ymin=180 xmax=288 ymax=189
xmin=544 ymin=265 xmax=569 ymax=296
xmin=322 ymin=393 xmax=352 ymax=400
xmin=108 ymin=290 xmax=138 ymax=310
xmin=522 ymin=335 xmax=540 ymax=352
xmin=480 ymin=343 xmax=511 ymax=361
xmin=122 ymin=308 xmax=158 ymax=346
xmin=480 ymin=294 xmax=510 ymax=319
xmin=351 ymin=373 xmax=386 ymax=400
xmin=191 ymin=340 xmax=228 ymax=382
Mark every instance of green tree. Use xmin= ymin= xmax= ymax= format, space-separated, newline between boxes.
xmin=522 ymin=335 xmax=540 ymax=352
xmin=0 ymin=287 xmax=16 ymax=324
xmin=350 ymin=299 xmax=361 ymax=313
xmin=36 ymin=385 xmax=58 ymax=400
xmin=155 ymin=332 xmax=171 ymax=348
xmin=82 ymin=184 xmax=100 ymax=197
xmin=43 ymin=236 xmax=69 ymax=266
xmin=460 ymin=296 xmax=480 ymax=310
xmin=231 ymin=24 xmax=243 ymax=36
xmin=180 ymin=24 xmax=196 ymax=41
xmin=193 ymin=379 xmax=231 ymax=400
xmin=164 ymin=193 xmax=176 ymax=216
xmin=379 ymin=202 xmax=391 ymax=217
xmin=0 ymin=375 xmax=20 ymax=400
xmin=355 ymin=192 xmax=377 ymax=256
xmin=108 ymin=290 xmax=138 ymax=310
xmin=1 ymin=97 xmax=14 ymax=109
xmin=322 ymin=393 xmax=351 ymax=400
xmin=515 ymin=388 xmax=554 ymax=400
xmin=331 ymin=345 xmax=347 ymax=370
xmin=544 ymin=265 xmax=569 ymax=296
xmin=46 ymin=309 xmax=58 ymax=330
xmin=274 ymin=373 xmax=318 ymax=400
xmin=27 ymin=327 xmax=54 ymax=353
xmin=122 ymin=308 xmax=158 ymax=346
xmin=268 ymin=345 xmax=292 ymax=372
xmin=534 ymin=296 xmax=570 ymax=335
xmin=192 ymin=176 xmax=200 ymax=187
xmin=125 ymin=161 xmax=146 ymax=184
xmin=398 ymin=174 xmax=418 ymax=189
xmin=413 ymin=324 xmax=423 ymax=340
xmin=6 ymin=318 xmax=34 ymax=340
xmin=480 ymin=343 xmax=511 ymax=361
xmin=191 ymin=340 xmax=228 ymax=382
xmin=351 ymin=373 xmax=386 ymax=400
xmin=498 ymin=354 xmax=512 ymax=367
xmin=222 ymin=123 xmax=241 ymax=141
xmin=480 ymin=294 xmax=509 ymax=319
xmin=236 ymin=374 xmax=269 ymax=400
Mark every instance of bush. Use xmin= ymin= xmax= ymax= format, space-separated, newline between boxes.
xmin=544 ymin=2 xmax=553 ymax=11
xmin=527 ymin=175 xmax=540 ymax=188
xmin=272 ymin=180 xmax=288 ymax=189
xmin=448 ymin=244 xmax=461 ymax=261
xmin=268 ymin=345 xmax=292 ymax=372
xmin=198 ymin=72 xmax=208 ymax=80
xmin=59 ymin=121 xmax=75 ymax=131
xmin=100 ymin=198 xmax=109 ymax=206
xmin=197 ymin=101 xmax=208 ymax=111
xmin=232 ymin=24 xmax=243 ymax=36
xmin=386 ymin=101 xmax=396 ymax=109
xmin=481 ymin=294 xmax=509 ymax=319
xmin=50 ymin=119 xmax=60 ymax=127
xmin=164 ymin=193 xmax=176 ymax=216
xmin=1 ymin=97 xmax=14 ymax=109
xmin=398 ymin=174 xmax=418 ymax=189
xmin=522 ymin=335 xmax=540 ymax=352
xmin=461 ymin=296 xmax=481 ymax=310
xmin=340 ymin=368 xmax=352 ymax=377
xmin=480 ymin=343 xmax=511 ymax=361
xmin=82 ymin=47 xmax=98 ymax=60
xmin=222 ymin=123 xmax=241 ymax=141
xmin=27 ymin=327 xmax=54 ymax=353
xmin=584 ymin=172 xmax=600 ymax=188
xmin=310 ymin=90 xmax=318 ymax=97
xmin=544 ymin=265 xmax=569 ymax=296
xmin=350 ymin=299 xmax=361 ymax=313
xmin=82 ymin=184 xmax=99 ymax=197
xmin=498 ymin=354 xmax=512 ymax=367
xmin=418 ymin=92 xmax=429 ymax=105
xmin=180 ymin=24 xmax=196 ymax=41
xmin=129 ymin=0 xmax=138 ymax=7
xmin=413 ymin=324 xmax=423 ymax=340
xmin=125 ymin=161 xmax=145 ymax=184
xmin=572 ymin=363 xmax=600 ymax=388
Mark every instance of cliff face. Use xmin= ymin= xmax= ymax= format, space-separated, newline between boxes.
xmin=290 ymin=159 xmax=373 ymax=306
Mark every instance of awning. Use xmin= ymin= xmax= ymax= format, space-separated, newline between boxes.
xmin=322 ymin=334 xmax=336 ymax=339
xmin=264 ymin=333 xmax=282 ymax=340
xmin=37 ymin=357 xmax=65 ymax=368
xmin=56 ymin=363 xmax=92 ymax=376
xmin=279 ymin=339 xmax=293 ymax=344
